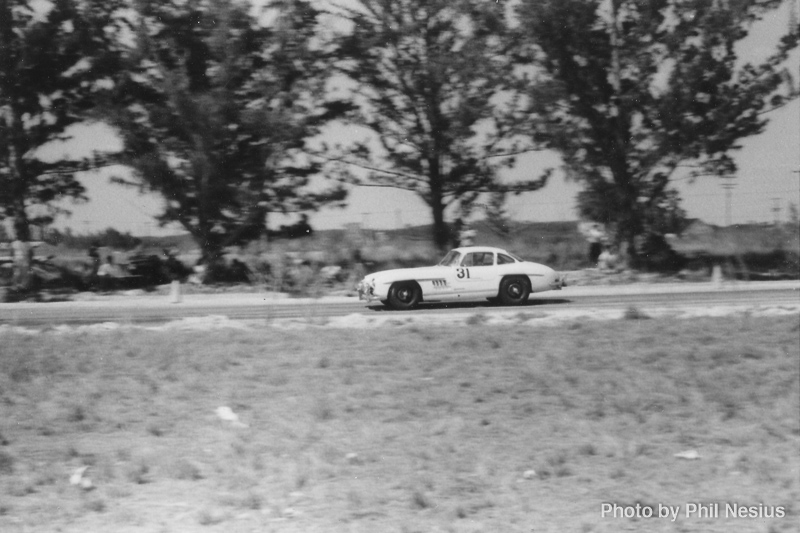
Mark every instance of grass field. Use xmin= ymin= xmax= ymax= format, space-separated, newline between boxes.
xmin=1 ymin=316 xmax=798 ymax=533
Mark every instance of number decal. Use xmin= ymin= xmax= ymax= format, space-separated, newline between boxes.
xmin=456 ymin=268 xmax=471 ymax=279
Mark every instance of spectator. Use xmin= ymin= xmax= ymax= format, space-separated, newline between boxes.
xmin=88 ymin=243 xmax=101 ymax=277
xmin=579 ymin=222 xmax=607 ymax=265
xmin=598 ymin=245 xmax=619 ymax=271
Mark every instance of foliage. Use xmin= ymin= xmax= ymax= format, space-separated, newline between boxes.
xmin=516 ymin=0 xmax=798 ymax=263
xmin=0 ymin=0 xmax=127 ymax=289
xmin=482 ymin=191 xmax=512 ymax=237
xmin=47 ymin=227 xmax=141 ymax=250
xmin=108 ymin=0 xmax=348 ymax=263
xmin=0 ymin=0 xmax=127 ymax=239
xmin=327 ymin=0 xmax=550 ymax=250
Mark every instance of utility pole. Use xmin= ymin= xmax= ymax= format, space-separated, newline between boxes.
xmin=771 ymin=198 xmax=782 ymax=226
xmin=720 ymin=181 xmax=736 ymax=226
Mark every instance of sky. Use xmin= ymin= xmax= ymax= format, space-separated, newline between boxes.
xmin=40 ymin=0 xmax=800 ymax=237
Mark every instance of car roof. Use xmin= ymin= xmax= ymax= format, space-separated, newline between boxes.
xmin=452 ymin=246 xmax=512 ymax=255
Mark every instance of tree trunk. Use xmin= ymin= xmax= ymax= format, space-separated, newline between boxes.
xmin=11 ymin=211 xmax=33 ymax=293
xmin=431 ymin=199 xmax=449 ymax=253
xmin=428 ymin=154 xmax=450 ymax=252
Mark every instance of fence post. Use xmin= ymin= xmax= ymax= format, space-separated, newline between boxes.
xmin=711 ymin=264 xmax=723 ymax=288
xmin=170 ymin=280 xmax=182 ymax=303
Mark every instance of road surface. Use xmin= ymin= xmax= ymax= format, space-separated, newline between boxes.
xmin=0 ymin=281 xmax=797 ymax=327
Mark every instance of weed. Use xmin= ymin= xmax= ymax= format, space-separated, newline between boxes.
xmin=466 ymin=313 xmax=488 ymax=326
xmin=577 ymin=443 xmax=597 ymax=456
xmin=411 ymin=489 xmax=433 ymax=510
xmin=312 ymin=397 xmax=335 ymax=421
xmin=547 ymin=451 xmax=573 ymax=477
xmin=66 ymin=404 xmax=86 ymax=423
xmin=516 ymin=311 xmax=547 ymax=322
xmin=240 ymin=492 xmax=262 ymax=510
xmin=116 ymin=448 xmax=132 ymax=462
xmin=9 ymin=361 xmax=34 ymax=383
xmin=83 ymin=497 xmax=107 ymax=513
xmin=126 ymin=458 xmax=151 ymax=484
xmin=197 ymin=508 xmax=228 ymax=526
xmin=146 ymin=422 xmax=166 ymax=437
xmin=0 ymin=451 xmax=14 ymax=475
xmin=167 ymin=458 xmax=203 ymax=481
xmin=624 ymin=306 xmax=651 ymax=320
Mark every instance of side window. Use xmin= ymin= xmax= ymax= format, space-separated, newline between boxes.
xmin=462 ymin=252 xmax=494 ymax=267
xmin=497 ymin=253 xmax=515 ymax=265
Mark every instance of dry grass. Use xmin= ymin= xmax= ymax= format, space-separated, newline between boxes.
xmin=0 ymin=316 xmax=798 ymax=532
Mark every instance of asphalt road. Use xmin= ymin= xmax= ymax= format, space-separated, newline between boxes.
xmin=1 ymin=283 xmax=797 ymax=327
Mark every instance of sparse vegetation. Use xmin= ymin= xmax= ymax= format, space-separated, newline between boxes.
xmin=0 ymin=317 xmax=797 ymax=532
xmin=623 ymin=305 xmax=651 ymax=320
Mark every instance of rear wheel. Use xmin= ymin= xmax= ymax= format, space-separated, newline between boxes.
xmin=387 ymin=282 xmax=421 ymax=310
xmin=498 ymin=276 xmax=530 ymax=306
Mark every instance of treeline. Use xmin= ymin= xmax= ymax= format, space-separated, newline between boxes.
xmin=46 ymin=228 xmax=142 ymax=251
xmin=1 ymin=0 xmax=797 ymax=280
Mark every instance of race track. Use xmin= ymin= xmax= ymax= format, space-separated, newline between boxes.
xmin=1 ymin=281 xmax=797 ymax=327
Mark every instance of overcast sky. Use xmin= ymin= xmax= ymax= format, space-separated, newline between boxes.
xmin=43 ymin=0 xmax=800 ymax=236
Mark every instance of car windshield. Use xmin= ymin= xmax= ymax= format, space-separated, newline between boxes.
xmin=438 ymin=250 xmax=462 ymax=267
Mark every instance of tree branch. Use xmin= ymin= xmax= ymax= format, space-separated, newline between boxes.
xmin=308 ymin=151 xmax=424 ymax=183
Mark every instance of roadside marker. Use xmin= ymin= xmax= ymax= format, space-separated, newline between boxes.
xmin=170 ymin=280 xmax=182 ymax=303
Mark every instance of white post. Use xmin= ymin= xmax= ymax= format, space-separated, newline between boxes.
xmin=711 ymin=264 xmax=723 ymax=288
xmin=170 ymin=280 xmax=182 ymax=303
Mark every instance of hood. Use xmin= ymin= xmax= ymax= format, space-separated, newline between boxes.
xmin=365 ymin=265 xmax=446 ymax=284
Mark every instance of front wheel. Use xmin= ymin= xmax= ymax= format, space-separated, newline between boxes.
xmin=387 ymin=282 xmax=421 ymax=310
xmin=498 ymin=276 xmax=530 ymax=306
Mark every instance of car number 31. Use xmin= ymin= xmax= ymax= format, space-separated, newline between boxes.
xmin=357 ymin=245 xmax=567 ymax=310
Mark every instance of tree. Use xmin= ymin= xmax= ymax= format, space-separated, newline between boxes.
xmin=1 ymin=0 xmax=126 ymax=289
xmin=109 ymin=0 xmax=347 ymax=267
xmin=327 ymin=0 xmax=550 ymax=251
xmin=516 ymin=0 xmax=798 ymax=264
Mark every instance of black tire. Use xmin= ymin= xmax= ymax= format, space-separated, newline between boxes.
xmin=498 ymin=276 xmax=530 ymax=306
xmin=387 ymin=281 xmax=421 ymax=310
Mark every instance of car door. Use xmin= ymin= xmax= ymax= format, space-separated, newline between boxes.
xmin=457 ymin=252 xmax=498 ymax=296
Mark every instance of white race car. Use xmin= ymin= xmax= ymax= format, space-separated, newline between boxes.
xmin=357 ymin=246 xmax=566 ymax=310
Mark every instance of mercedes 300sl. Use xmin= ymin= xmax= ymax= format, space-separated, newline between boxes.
xmin=357 ymin=246 xmax=566 ymax=310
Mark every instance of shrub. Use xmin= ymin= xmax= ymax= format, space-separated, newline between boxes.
xmin=624 ymin=306 xmax=651 ymax=320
